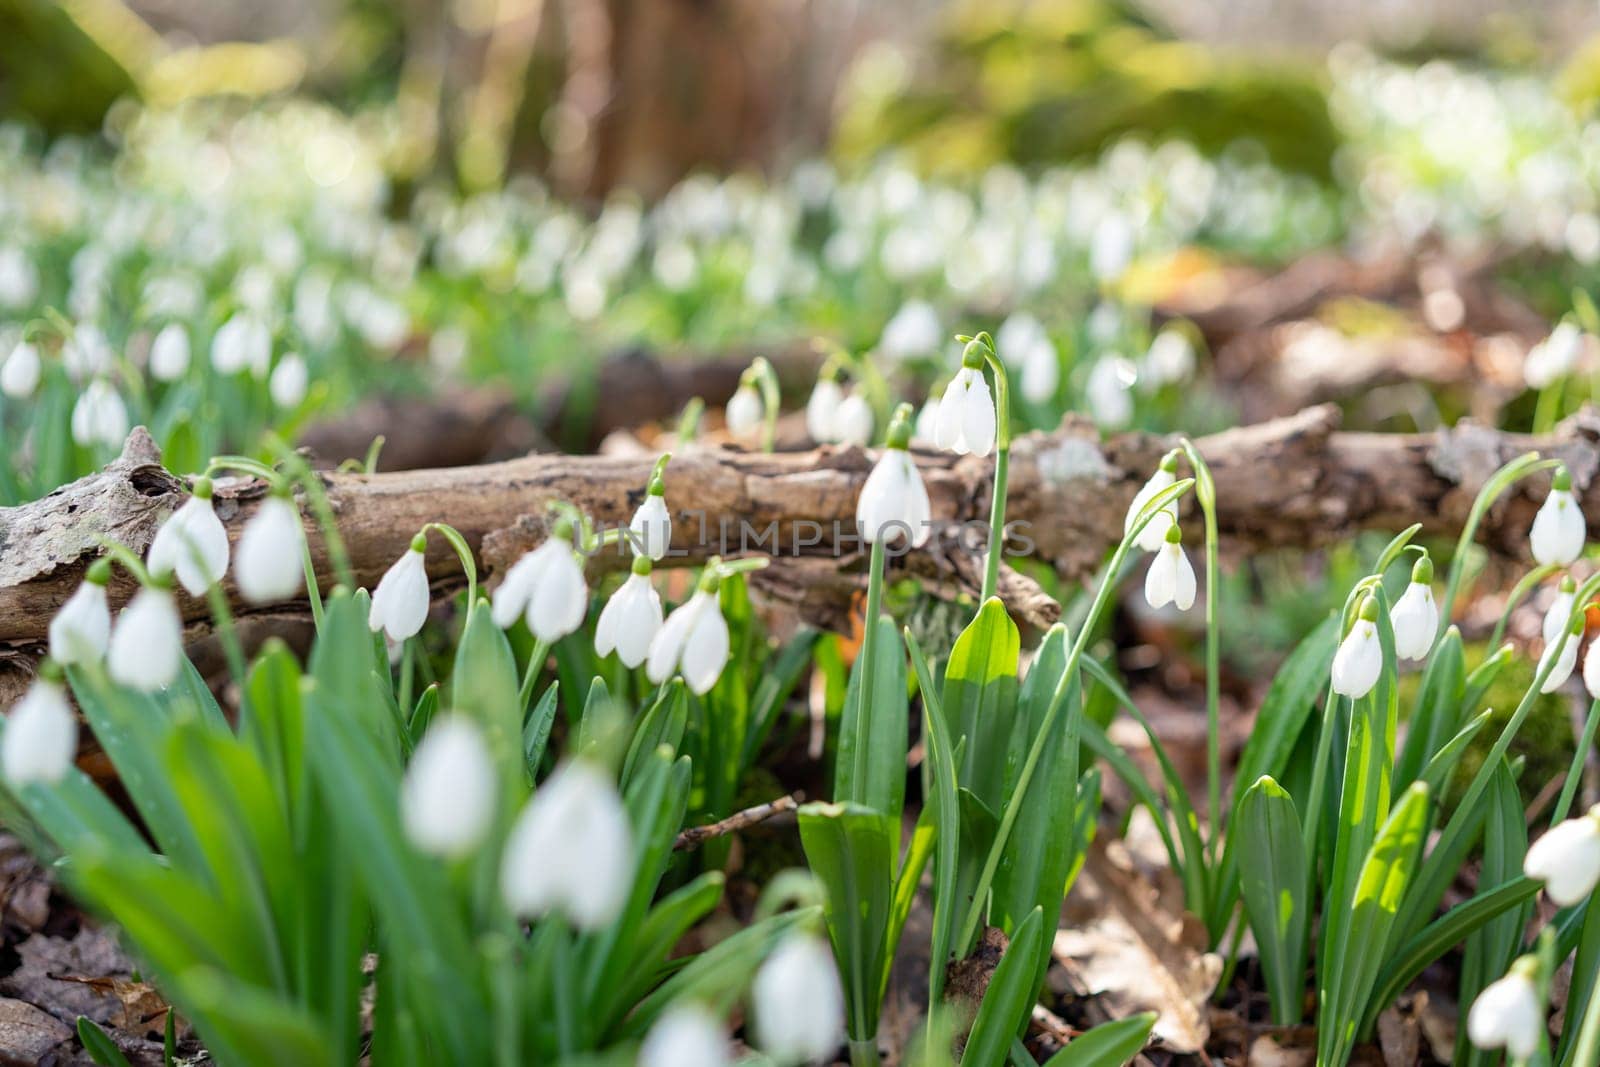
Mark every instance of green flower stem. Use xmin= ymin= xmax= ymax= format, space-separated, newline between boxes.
xmin=423 ymin=522 xmax=479 ymax=608
xmin=954 ymin=477 xmax=1193 ymax=952
xmin=265 ymin=435 xmax=356 ymax=589
xmin=517 ymin=637 xmax=552 ymax=711
xmin=300 ymin=541 xmax=325 ymax=629
xmin=1438 ymin=453 xmax=1560 ymax=640
xmin=205 ymin=581 xmax=248 ymax=688
xmin=1554 ymin=698 xmax=1600 ymax=826
xmin=751 ymin=356 xmax=782 ymax=454
xmin=849 ymin=537 xmax=888 ymax=803
xmin=1490 ymin=562 xmax=1562 ymax=651
xmin=849 ymin=1039 xmax=877 ymax=1067
xmin=1572 ymin=927 xmax=1600 ymax=1067
xmin=95 ymin=539 xmax=155 ymax=588
xmin=1533 ymin=379 xmax=1565 ymax=435
xmin=976 ymin=336 xmax=1011 ymax=606
xmin=1180 ymin=440 xmax=1221 ymax=856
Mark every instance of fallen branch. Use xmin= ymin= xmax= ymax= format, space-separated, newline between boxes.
xmin=4 ymin=403 xmax=1599 ymax=662
xmin=672 ymin=794 xmax=802 ymax=850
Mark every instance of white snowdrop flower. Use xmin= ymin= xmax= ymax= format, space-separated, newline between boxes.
xmin=236 ymin=495 xmax=305 ymax=605
xmin=647 ymin=585 xmax=730 ymax=695
xmin=1331 ymin=597 xmax=1383 ymax=700
xmin=834 ymin=391 xmax=874 ymax=447
xmin=210 ymin=312 xmax=271 ymax=376
xmin=857 ymin=412 xmax=932 ymax=548
xmin=2 ymin=675 xmax=77 ymax=786
xmin=1144 ymin=524 xmax=1196 ymax=612
xmin=752 ymin=935 xmax=845 ymax=1064
xmin=48 ymin=561 xmax=111 ymax=666
xmin=400 ymin=716 xmax=496 ymax=858
xmin=1544 ymin=575 xmax=1577 ymax=647
xmin=1086 ymin=356 xmax=1136 ymax=429
xmin=913 ymin=394 xmax=940 ymax=444
xmin=1585 ymin=635 xmax=1600 ymax=701
xmin=935 ymin=362 xmax=996 ymax=457
xmin=70 ymin=379 xmax=128 ymax=449
xmin=1124 ymin=453 xmax=1179 ymax=552
xmin=500 ymin=760 xmax=633 ymax=929
xmin=147 ymin=478 xmax=230 ymax=597
xmin=1087 ymin=302 xmax=1122 ymax=346
xmin=725 ymin=382 xmax=763 ymax=437
xmin=1524 ymin=320 xmax=1584 ymax=390
xmin=878 ymin=300 xmax=941 ymax=362
xmin=595 ymin=559 xmax=663 ymax=669
xmin=108 ymin=585 xmax=184 ymax=692
xmin=1390 ymin=556 xmax=1438 ymax=662
xmin=490 ymin=524 xmax=589 ymax=642
xmin=805 ymin=377 xmax=843 ymax=443
xmin=1144 ymin=328 xmax=1196 ymax=387
xmin=1 ymin=341 xmax=40 ymax=398
xmin=61 ymin=324 xmax=111 ymax=380
xmin=1523 ymin=806 xmax=1600 ymax=906
xmin=630 ymin=463 xmax=673 ymax=561
xmin=639 ymin=1004 xmax=729 ymax=1067
xmin=1537 ymin=617 xmax=1581 ymax=693
xmin=1019 ymin=336 xmax=1060 ymax=404
xmin=1530 ymin=467 xmax=1586 ymax=567
xmin=148 ymin=324 xmax=190 ymax=382
xmin=996 ymin=311 xmax=1046 ymax=369
xmin=0 ymin=245 xmax=38 ymax=309
xmin=369 ymin=535 xmax=431 ymax=642
xmin=1090 ymin=213 xmax=1134 ymax=281
xmin=1467 ymin=961 xmax=1544 ymax=1060
xmin=269 ymin=353 xmax=308 ymax=409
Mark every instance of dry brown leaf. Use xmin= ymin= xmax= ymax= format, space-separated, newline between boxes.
xmin=1248 ymin=1033 xmax=1314 ymax=1067
xmin=0 ymin=996 xmax=72 ymax=1063
xmin=1054 ymin=837 xmax=1222 ymax=1053
xmin=1377 ymin=992 xmax=1424 ymax=1067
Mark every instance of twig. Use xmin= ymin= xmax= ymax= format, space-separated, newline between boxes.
xmin=673 ymin=793 xmax=802 ymax=851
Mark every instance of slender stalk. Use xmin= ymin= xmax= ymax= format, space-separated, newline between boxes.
xmin=1180 ymin=440 xmax=1222 ymax=856
xmin=517 ymin=637 xmax=552 ymax=711
xmin=1300 ymin=685 xmax=1345 ymax=864
xmin=1571 ymin=956 xmax=1600 ymax=1067
xmin=399 ymin=639 xmax=416 ymax=718
xmin=423 ymin=521 xmax=479 ymax=607
xmin=848 ymin=539 xmax=887 ymax=803
xmin=204 ymin=581 xmax=249 ymax=687
xmin=849 ymin=1039 xmax=877 ymax=1067
xmin=1490 ymin=562 xmax=1561 ymax=651
xmin=1437 ymin=453 xmax=1559 ymax=640
xmin=1533 ymin=379 xmax=1565 ymax=435
xmin=977 ymin=341 xmax=1011 ymax=605
xmin=1554 ymin=698 xmax=1600 ymax=825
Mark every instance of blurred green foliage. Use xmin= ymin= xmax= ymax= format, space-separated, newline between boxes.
xmin=0 ymin=0 xmax=137 ymax=131
xmin=834 ymin=0 xmax=1341 ymax=181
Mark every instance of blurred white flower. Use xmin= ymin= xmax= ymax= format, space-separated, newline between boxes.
xmin=70 ymin=379 xmax=128 ymax=449
xmin=725 ymin=384 xmax=763 ymax=437
xmin=0 ymin=245 xmax=39 ymax=310
xmin=500 ymin=760 xmax=633 ymax=928
xmin=1090 ymin=213 xmax=1134 ymax=281
xmin=752 ymin=935 xmax=844 ymax=1064
xmin=1524 ymin=806 xmax=1600 ymax=905
xmin=48 ymin=568 xmax=111 ymax=666
xmin=108 ymin=587 xmax=183 ymax=692
xmin=647 ymin=587 xmax=730 ymax=695
xmin=805 ymin=377 xmax=844 ymax=443
xmin=61 ymin=324 xmax=112 ymax=380
xmin=400 ymin=717 xmax=496 ymax=858
xmin=1466 ymin=965 xmax=1543 ymax=1060
xmin=2 ymin=678 xmax=77 ymax=786
xmin=878 ymin=300 xmax=940 ymax=362
xmin=236 ymin=496 xmax=305 ymax=605
xmin=269 ymin=353 xmax=309 ymax=408
xmin=1085 ymin=356 xmax=1136 ymax=429
xmin=834 ymin=391 xmax=874 ymax=447
xmin=147 ymin=481 xmax=230 ymax=596
xmin=857 ymin=447 xmax=931 ymax=548
xmin=491 ymin=533 xmax=588 ymax=643
xmin=211 ymin=312 xmax=272 ymax=376
xmin=640 ymin=1004 xmax=729 ymax=1067
xmin=1 ymin=341 xmax=40 ymax=398
xmin=148 ymin=324 xmax=190 ymax=382
xmin=1524 ymin=321 xmax=1583 ymax=390
xmin=1144 ymin=329 xmax=1196 ymax=387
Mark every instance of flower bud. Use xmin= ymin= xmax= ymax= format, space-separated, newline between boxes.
xmin=1331 ymin=596 xmax=1383 ymax=699
xmin=1530 ymin=466 xmax=1586 ymax=567
xmin=369 ymin=536 xmax=431 ymax=642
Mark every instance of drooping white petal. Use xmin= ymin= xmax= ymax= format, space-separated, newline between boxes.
xmin=1524 ymin=812 xmax=1600 ymax=906
xmin=49 ymin=580 xmax=110 ymax=666
xmin=1390 ymin=582 xmax=1438 ymax=661
xmin=527 ymin=548 xmax=587 ymax=643
xmin=148 ymin=324 xmax=190 ymax=382
xmin=500 ymin=761 xmax=633 ymax=928
xmin=1331 ymin=620 xmax=1382 ymax=699
xmin=681 ymin=597 xmax=730 ymax=695
xmin=71 ymin=380 xmax=128 ymax=448
xmin=1019 ymin=337 xmax=1059 ymax=403
xmin=1544 ymin=587 xmax=1576 ymax=646
xmin=1 ymin=341 xmax=40 ymax=398
xmin=1531 ymin=488 xmax=1586 ymax=566
xmin=1466 ymin=971 xmax=1544 ymax=1059
xmin=639 ymin=1004 xmax=729 ymax=1067
xmin=805 ymin=379 xmax=843 ymax=443
xmin=598 ymin=573 xmax=662 ymax=669
xmin=1124 ymin=468 xmax=1177 ymax=552
xmin=269 ymin=353 xmax=309 ymax=408
xmin=960 ymin=372 xmax=996 ymax=458
xmin=108 ymin=588 xmax=183 ymax=692
xmin=148 ymin=496 xmax=231 ymax=596
xmin=913 ymin=398 xmax=939 ymax=443
xmin=857 ymin=450 xmax=930 ymax=547
xmin=1585 ymin=639 xmax=1600 ymax=700
xmin=368 ymin=548 xmax=430 ymax=641
xmin=630 ymin=495 xmax=672 ymax=561
xmin=753 ymin=936 xmax=845 ymax=1064
xmin=834 ymin=392 xmax=874 ymax=447
xmin=236 ymin=497 xmax=305 ymax=604
xmin=2 ymin=680 xmax=77 ymax=786
xmin=934 ymin=369 xmax=971 ymax=452
xmin=492 ymin=544 xmax=554 ymax=629
xmin=647 ymin=592 xmax=703 ymax=685
xmin=1537 ymin=635 xmax=1579 ymax=693
xmin=400 ymin=717 xmax=495 ymax=858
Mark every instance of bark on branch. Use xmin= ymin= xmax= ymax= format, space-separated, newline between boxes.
xmin=3 ymin=403 xmax=1599 ymax=659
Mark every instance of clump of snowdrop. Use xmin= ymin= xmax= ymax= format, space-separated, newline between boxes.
xmin=1530 ymin=465 xmax=1585 ymax=567
xmin=1124 ymin=451 xmax=1179 ymax=552
xmin=1144 ymin=524 xmax=1196 ymax=612
xmin=1331 ymin=594 xmax=1383 ymax=700
xmin=1389 ymin=554 xmax=1437 ymax=661
xmin=49 ymin=559 xmax=112 ymax=666
xmin=1466 ymin=957 xmax=1544 ymax=1061
xmin=1523 ymin=805 xmax=1600 ymax=906
xmin=399 ymin=716 xmax=496 ymax=858
xmin=70 ymin=379 xmax=128 ymax=449
xmin=639 ymin=1004 xmax=730 ymax=1067
xmin=369 ymin=533 xmax=432 ymax=642
xmin=491 ymin=519 xmax=589 ymax=643
xmin=752 ymin=934 xmax=845 ymax=1064
xmin=595 ymin=556 xmax=664 ymax=669
xmin=147 ymin=323 xmax=190 ymax=382
xmin=500 ymin=759 xmax=633 ymax=929
xmin=1 ymin=667 xmax=78 ymax=786
xmin=1538 ymin=613 xmax=1582 ymax=694
xmin=647 ymin=571 xmax=730 ymax=695
xmin=107 ymin=580 xmax=184 ymax=692
xmin=1524 ymin=320 xmax=1584 ymax=390
xmin=235 ymin=493 xmax=305 ymax=604
xmin=147 ymin=477 xmax=231 ymax=596
xmin=1 ymin=339 xmax=40 ymax=398
xmin=935 ymin=347 xmax=996 ymax=457
xmin=856 ymin=405 xmax=931 ymax=548
xmin=629 ymin=456 xmax=672 ymax=561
